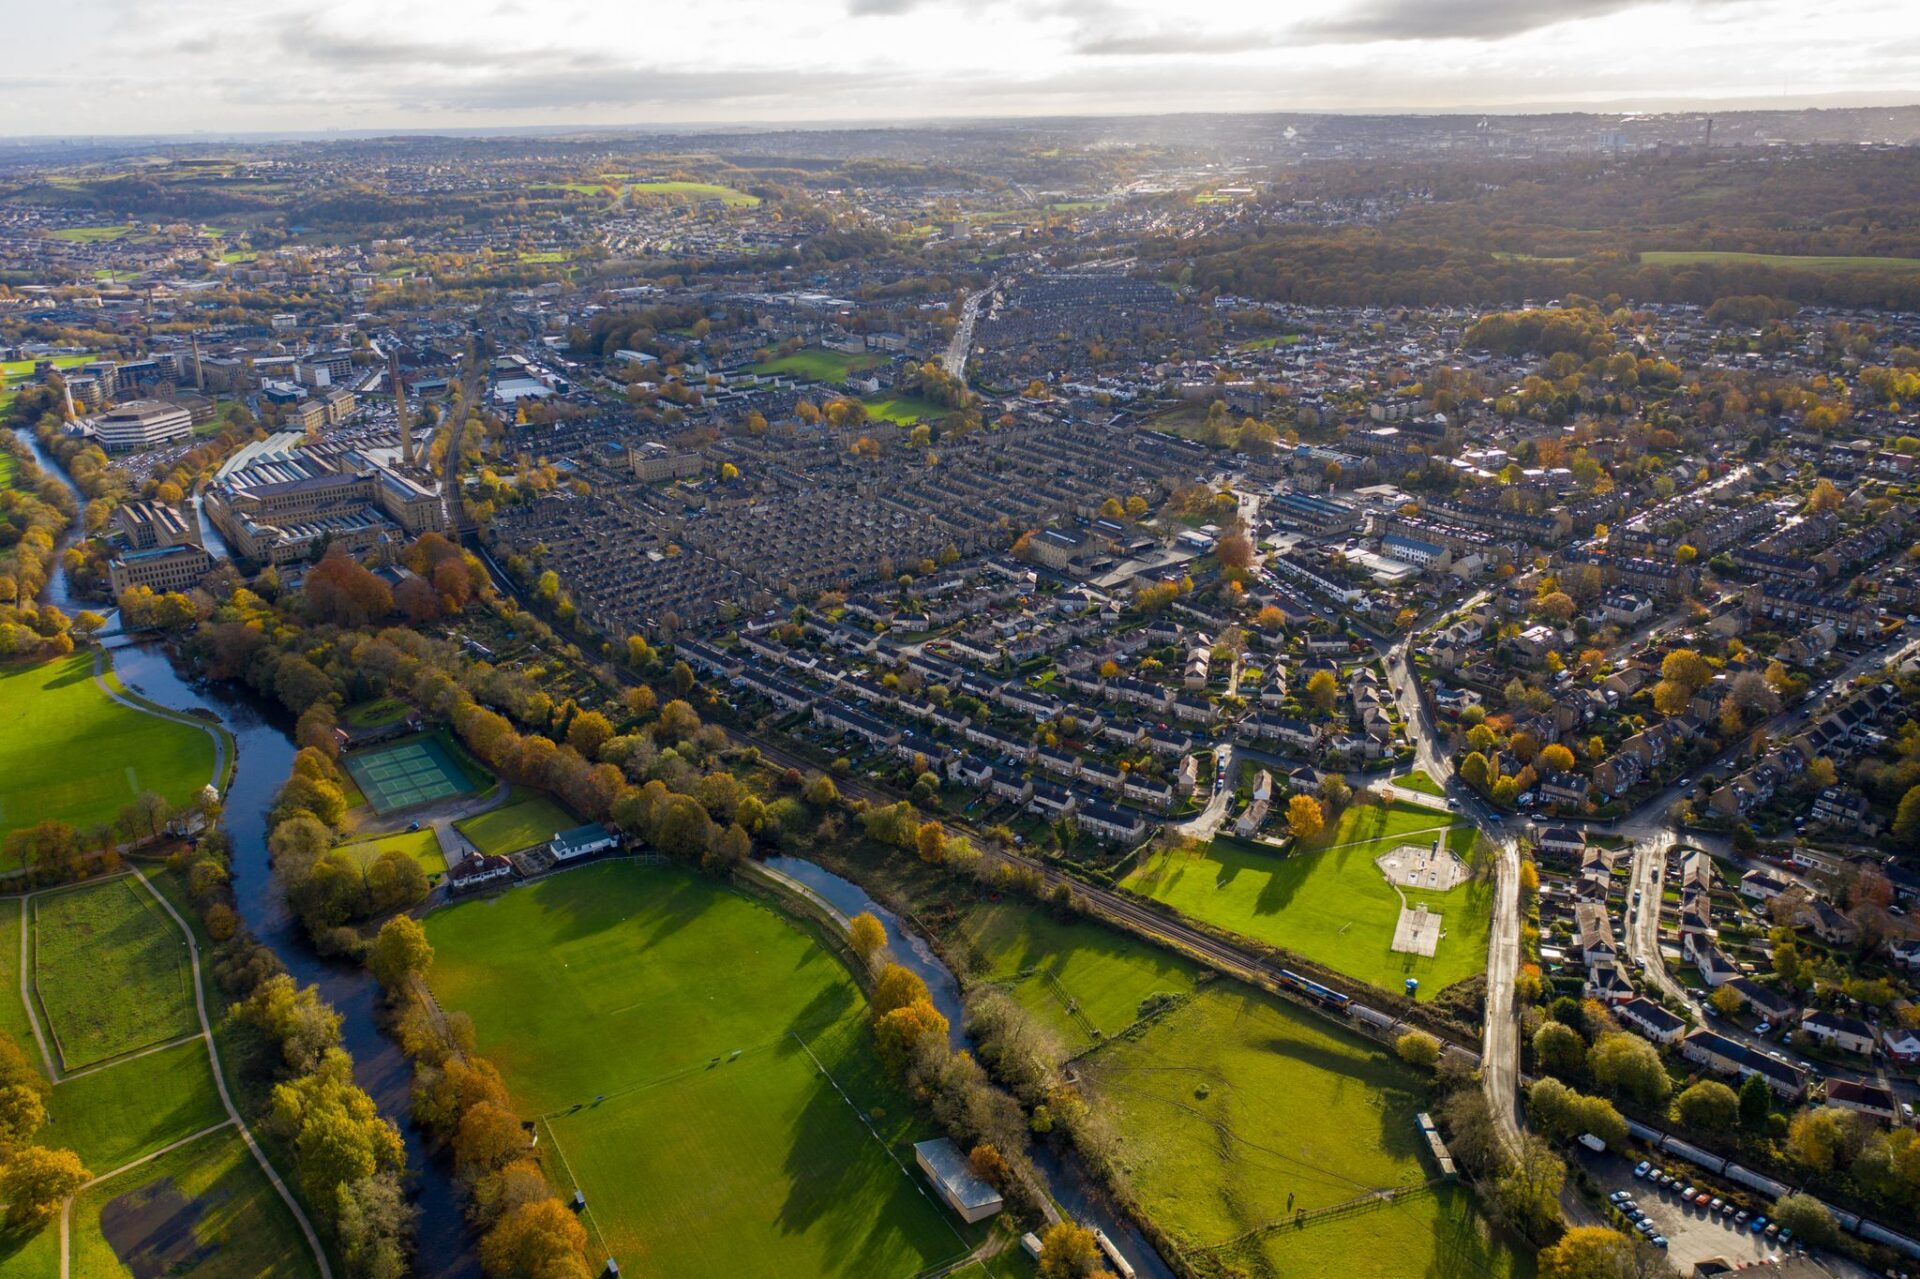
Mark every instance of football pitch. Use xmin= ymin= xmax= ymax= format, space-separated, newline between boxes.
xmin=342 ymin=735 xmax=479 ymax=814
xmin=424 ymin=861 xmax=977 ymax=1278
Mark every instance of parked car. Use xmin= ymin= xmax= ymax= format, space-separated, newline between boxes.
xmin=1750 ymin=1217 xmax=1768 ymax=1233
xmin=1633 ymin=1161 xmax=1652 ymax=1178
xmin=1650 ymin=1236 xmax=1669 ymax=1249
xmin=1755 ymin=1021 xmax=1772 ymax=1035
xmin=1609 ymin=1190 xmax=1631 ymax=1205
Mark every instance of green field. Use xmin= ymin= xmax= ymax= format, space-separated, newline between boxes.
xmin=47 ymin=1037 xmax=224 ymax=1172
xmin=335 ymin=828 xmax=446 ymax=881
xmin=1120 ymin=801 xmax=1493 ymax=995
xmin=960 ymin=903 xmax=1528 ymax=1276
xmin=68 ymin=1127 xmax=321 ymax=1279
xmin=0 ymin=451 xmax=14 ymax=490
xmin=960 ymin=901 xmax=1196 ymax=1051
xmin=33 ymin=877 xmax=197 ymax=1071
xmin=747 ymin=348 xmax=882 ymax=382
xmin=0 ymin=354 xmax=94 ymax=380
xmin=627 ymin=180 xmax=759 ymax=207
xmin=49 ymin=225 xmax=132 ymax=243
xmin=864 ymin=395 xmax=950 ymax=425
xmin=1394 ymin=770 xmax=1446 ymax=797
xmin=454 ymin=794 xmax=575 ymax=857
xmin=426 ymin=861 xmax=973 ymax=1278
xmin=0 ymin=654 xmax=218 ymax=843
xmin=1638 ymin=250 xmax=1920 ymax=273
xmin=0 ymin=905 xmax=30 ymax=1048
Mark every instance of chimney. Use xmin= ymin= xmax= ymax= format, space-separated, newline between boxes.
xmin=62 ymin=380 xmax=76 ymax=423
xmin=190 ymin=331 xmax=205 ymax=392
xmin=389 ymin=348 xmax=413 ymax=466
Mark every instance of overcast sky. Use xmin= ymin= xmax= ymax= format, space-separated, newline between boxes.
xmin=5 ymin=0 xmax=1917 ymax=137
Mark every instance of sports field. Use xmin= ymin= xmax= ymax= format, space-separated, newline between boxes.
xmin=0 ymin=654 xmax=218 ymax=841
xmin=341 ymin=733 xmax=481 ymax=814
xmin=747 ymin=348 xmax=882 ymax=382
xmin=864 ymin=395 xmax=950 ymax=425
xmin=425 ymin=861 xmax=974 ymax=1278
xmin=455 ymin=793 xmax=575 ymax=857
xmin=33 ymin=877 xmax=197 ymax=1070
xmin=1119 ymin=801 xmax=1493 ymax=995
xmin=68 ymin=1126 xmax=321 ymax=1279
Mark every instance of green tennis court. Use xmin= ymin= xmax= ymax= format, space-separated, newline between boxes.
xmin=343 ymin=736 xmax=480 ymax=814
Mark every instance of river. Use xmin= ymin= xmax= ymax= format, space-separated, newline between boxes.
xmin=13 ymin=425 xmax=479 ymax=1278
xmin=764 ymin=856 xmax=1176 ymax=1279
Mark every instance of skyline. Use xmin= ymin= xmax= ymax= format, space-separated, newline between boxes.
xmin=4 ymin=0 xmax=1918 ymax=137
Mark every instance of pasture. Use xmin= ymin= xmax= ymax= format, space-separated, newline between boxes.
xmin=455 ymin=793 xmax=575 ymax=857
xmin=69 ymin=1127 xmax=321 ymax=1279
xmin=1118 ymin=800 xmax=1492 ymax=995
xmin=32 ymin=877 xmax=197 ymax=1070
xmin=341 ymin=732 xmax=483 ymax=814
xmin=0 ymin=653 xmax=217 ymax=841
xmin=1638 ymin=249 xmax=1920 ymax=273
xmin=424 ymin=861 xmax=973 ymax=1278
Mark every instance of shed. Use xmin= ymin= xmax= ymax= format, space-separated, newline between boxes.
xmin=913 ymin=1138 xmax=1003 ymax=1223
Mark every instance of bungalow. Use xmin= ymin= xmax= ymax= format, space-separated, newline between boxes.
xmin=1800 ymin=1009 xmax=1875 ymax=1057
xmin=447 ymin=854 xmax=515 ymax=894
xmin=551 ymin=824 xmax=618 ymax=862
xmin=1616 ymin=997 xmax=1686 ymax=1046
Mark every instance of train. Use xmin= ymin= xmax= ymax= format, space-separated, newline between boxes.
xmin=1278 ymin=968 xmax=1354 ymax=1011
xmin=1628 ymin=1120 xmax=1920 ymax=1261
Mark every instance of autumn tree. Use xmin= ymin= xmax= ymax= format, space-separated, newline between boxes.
xmin=0 ymin=1146 xmax=88 ymax=1226
xmin=1395 ymin=1030 xmax=1440 ymax=1068
xmin=848 ymin=912 xmax=887 ymax=965
xmin=1305 ymin=669 xmax=1338 ymax=714
xmin=1286 ymin=794 xmax=1324 ymax=840
xmin=1037 ymin=1221 xmax=1103 ymax=1278
xmin=1539 ymin=1226 xmax=1663 ymax=1279
xmin=1674 ymin=1080 xmax=1739 ymax=1132
xmin=368 ymin=915 xmax=434 ymax=991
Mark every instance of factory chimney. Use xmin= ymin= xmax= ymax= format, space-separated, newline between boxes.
xmin=190 ymin=331 xmax=205 ymax=392
xmin=389 ymin=348 xmax=414 ymax=466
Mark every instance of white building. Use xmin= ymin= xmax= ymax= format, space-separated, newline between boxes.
xmin=92 ymin=399 xmax=193 ymax=452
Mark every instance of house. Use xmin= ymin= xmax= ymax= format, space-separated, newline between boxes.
xmin=1826 ymin=1079 xmax=1898 ymax=1124
xmin=1793 ymin=897 xmax=1860 ymax=947
xmin=1234 ymin=799 xmax=1270 ymax=838
xmin=1883 ymin=1026 xmax=1920 ymax=1065
xmin=1574 ymin=902 xmax=1618 ymax=967
xmin=1697 ymin=944 xmax=1740 ymax=988
xmin=1740 ymin=869 xmax=1791 ymax=901
xmin=1800 ymin=1009 xmax=1875 ymax=1057
xmin=1616 ymin=997 xmax=1685 ymax=1046
xmin=550 ymin=824 xmax=618 ymax=862
xmin=1536 ymin=772 xmax=1589 ymax=808
xmin=1681 ymin=1029 xmax=1808 ymax=1099
xmin=913 ymin=1139 xmax=1003 ymax=1224
xmin=1535 ymin=826 xmax=1585 ymax=857
xmin=1724 ymin=978 xmax=1796 ymax=1026
xmin=1075 ymin=801 xmax=1148 ymax=844
xmin=447 ymin=854 xmax=515 ymax=894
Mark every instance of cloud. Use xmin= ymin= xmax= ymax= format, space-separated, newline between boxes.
xmin=847 ymin=0 xmax=921 ymax=13
xmin=1072 ymin=27 xmax=1279 ymax=56
xmin=1298 ymin=0 xmax=1668 ymax=43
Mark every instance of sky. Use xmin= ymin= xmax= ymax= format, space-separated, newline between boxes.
xmin=4 ymin=0 xmax=1918 ymax=136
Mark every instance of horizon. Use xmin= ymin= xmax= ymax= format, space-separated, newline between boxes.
xmin=5 ymin=0 xmax=1917 ymax=137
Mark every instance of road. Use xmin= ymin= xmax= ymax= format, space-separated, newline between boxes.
xmin=1175 ymin=743 xmax=1235 ymax=842
xmin=942 ymin=284 xmax=992 ymax=380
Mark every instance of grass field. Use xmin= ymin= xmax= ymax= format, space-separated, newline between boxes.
xmin=0 ymin=654 xmax=217 ymax=842
xmin=747 ymin=348 xmax=882 ymax=382
xmin=1120 ymin=801 xmax=1493 ymax=995
xmin=33 ymin=877 xmax=197 ymax=1070
xmin=335 ymin=829 xmax=446 ymax=880
xmin=0 ymin=452 xmax=12 ymax=491
xmin=960 ymin=901 xmax=1196 ymax=1051
xmin=627 ymin=179 xmax=759 ymax=207
xmin=47 ymin=1037 xmax=224 ymax=1172
xmin=68 ymin=1126 xmax=321 ymax=1279
xmin=454 ymin=794 xmax=574 ymax=857
xmin=340 ymin=697 xmax=410 ymax=729
xmin=864 ymin=395 xmax=950 ymax=425
xmin=0 ymin=355 xmax=94 ymax=379
xmin=426 ymin=861 xmax=974 ymax=1278
xmin=958 ymin=901 xmax=1528 ymax=1276
xmin=0 ymin=905 xmax=30 ymax=1048
xmin=48 ymin=225 xmax=132 ymax=243
xmin=1638 ymin=250 xmax=1920 ymax=273
xmin=1394 ymin=770 xmax=1446 ymax=797
xmin=341 ymin=732 xmax=483 ymax=814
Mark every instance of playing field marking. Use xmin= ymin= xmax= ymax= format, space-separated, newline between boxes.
xmin=125 ymin=767 xmax=139 ymax=795
xmin=537 ymin=1116 xmax=613 ymax=1267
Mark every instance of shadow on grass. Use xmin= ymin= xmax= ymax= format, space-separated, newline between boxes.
xmin=0 ymin=1219 xmax=52 ymax=1266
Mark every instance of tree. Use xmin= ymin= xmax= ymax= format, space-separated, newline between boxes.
xmin=1674 ymin=1079 xmax=1739 ymax=1132
xmin=0 ymin=1146 xmax=88 ymax=1226
xmin=1588 ymin=1033 xmax=1670 ymax=1106
xmin=1532 ymin=1020 xmax=1587 ymax=1077
xmin=1216 ymin=529 xmax=1255 ymax=572
xmin=968 ymin=1143 xmax=1010 ymax=1189
xmin=1660 ymin=648 xmax=1712 ymax=692
xmin=1895 ymin=784 xmax=1920 ymax=850
xmin=1807 ymin=477 xmax=1843 ymax=513
xmin=1770 ymin=1193 xmax=1837 ymax=1247
xmin=368 ymin=916 xmax=433 ymax=991
xmin=1491 ymin=1133 xmax=1565 ymax=1241
xmin=848 ymin=912 xmax=887 ymax=965
xmin=654 ymin=698 xmax=700 ymax=744
xmin=1539 ymin=1226 xmax=1663 ymax=1279
xmin=479 ymin=1197 xmax=591 ymax=1279
xmin=874 ymin=999 xmax=948 ymax=1074
xmin=873 ymin=964 xmax=931 ymax=1016
xmin=565 ymin=710 xmax=613 ymax=760
xmin=916 ymin=821 xmax=947 ymax=865
xmin=1286 ymin=794 xmax=1324 ymax=840
xmin=1738 ymin=1072 xmax=1772 ymax=1126
xmin=1786 ymin=1105 xmax=1860 ymax=1173
xmin=1305 ymin=669 xmax=1338 ymax=714
xmin=1460 ymin=751 xmax=1491 ymax=791
xmin=1037 ymin=1221 xmax=1103 ymax=1278
xmin=1395 ymin=1030 xmax=1440 ymax=1069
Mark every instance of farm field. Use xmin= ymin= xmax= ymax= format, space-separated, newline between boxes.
xmin=454 ymin=793 xmax=575 ymax=857
xmin=0 ymin=653 xmax=217 ymax=843
xmin=1638 ymin=249 xmax=1920 ymax=273
xmin=67 ymin=1126 xmax=321 ymax=1279
xmin=747 ymin=347 xmax=882 ymax=381
xmin=32 ymin=877 xmax=197 ymax=1070
xmin=1120 ymin=801 xmax=1493 ymax=995
xmin=47 ymin=1037 xmax=224 ymax=1172
xmin=335 ymin=828 xmax=447 ymax=881
xmin=425 ymin=861 xmax=974 ymax=1278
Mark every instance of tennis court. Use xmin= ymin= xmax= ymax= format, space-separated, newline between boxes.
xmin=343 ymin=735 xmax=480 ymax=814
